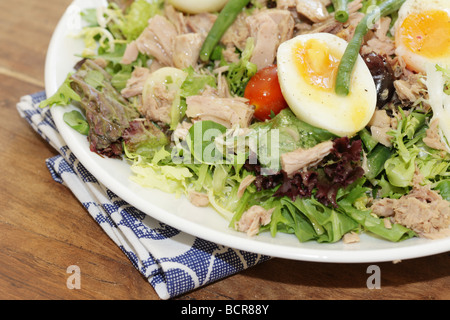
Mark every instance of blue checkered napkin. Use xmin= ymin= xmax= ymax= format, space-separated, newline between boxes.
xmin=17 ymin=92 xmax=270 ymax=300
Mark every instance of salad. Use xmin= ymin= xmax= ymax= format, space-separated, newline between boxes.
xmin=41 ymin=0 xmax=450 ymax=244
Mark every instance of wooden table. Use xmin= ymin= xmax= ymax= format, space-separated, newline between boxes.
xmin=1 ymin=0 xmax=448 ymax=301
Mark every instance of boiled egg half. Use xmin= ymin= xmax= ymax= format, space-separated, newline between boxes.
xmin=168 ymin=0 xmax=228 ymax=14
xmin=277 ymin=33 xmax=377 ymax=137
xmin=394 ymin=0 xmax=450 ymax=74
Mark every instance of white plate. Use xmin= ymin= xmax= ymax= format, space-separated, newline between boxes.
xmin=45 ymin=0 xmax=450 ymax=263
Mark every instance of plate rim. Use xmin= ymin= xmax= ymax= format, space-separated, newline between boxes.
xmin=44 ymin=0 xmax=450 ymax=263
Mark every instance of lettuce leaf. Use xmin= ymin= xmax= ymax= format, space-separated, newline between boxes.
xmin=120 ymin=0 xmax=164 ymax=41
xmin=180 ymin=66 xmax=217 ymax=98
xmin=241 ymin=180 xmax=361 ymax=243
xmin=186 ymin=120 xmax=228 ymax=164
xmin=78 ymin=27 xmax=116 ymax=57
xmin=270 ymin=201 xmax=318 ymax=242
xmin=250 ymin=108 xmax=335 ymax=150
xmin=129 ymin=158 xmax=193 ymax=197
xmin=337 ymin=181 xmax=416 ymax=242
xmin=384 ymin=110 xmax=427 ymax=187
xmin=247 ymin=108 xmax=336 ymax=172
xmin=434 ymin=180 xmax=450 ymax=201
xmin=93 ymin=43 xmax=150 ymax=92
xmin=63 ymin=110 xmax=89 ymax=135
xmin=82 ymin=0 xmax=163 ymax=43
xmin=247 ymin=177 xmax=416 ymax=243
xmin=170 ymin=66 xmax=217 ymax=130
xmin=39 ymin=74 xmax=81 ymax=108
xmin=123 ymin=120 xmax=169 ymax=160
xmin=127 ymin=141 xmax=253 ymax=221
xmin=364 ymin=144 xmax=392 ymax=180
xmin=284 ymin=197 xmax=359 ymax=243
xmin=225 ymin=37 xmax=257 ymax=97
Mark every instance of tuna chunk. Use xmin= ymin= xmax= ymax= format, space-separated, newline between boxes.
xmin=296 ymin=0 xmax=329 ymax=23
xmin=343 ymin=231 xmax=360 ymax=244
xmin=368 ymin=110 xmax=396 ymax=147
xmin=393 ymin=72 xmax=426 ymax=105
xmin=235 ymin=205 xmax=274 ymax=237
xmin=188 ymin=190 xmax=210 ymax=207
xmin=186 ymin=13 xmax=217 ymax=36
xmin=121 ymin=40 xmax=139 ymax=65
xmin=135 ymin=15 xmax=177 ymax=67
xmin=269 ymin=9 xmax=296 ymax=44
xmin=277 ymin=0 xmax=332 ymax=23
xmin=371 ymin=198 xmax=396 ymax=217
xmin=172 ymin=121 xmax=193 ymax=142
xmin=222 ymin=12 xmax=250 ymax=52
xmin=371 ymin=184 xmax=450 ymax=239
xmin=237 ymin=175 xmax=256 ymax=198
xmin=164 ymin=4 xmax=188 ymax=34
xmin=276 ymin=0 xmax=297 ymax=10
xmin=281 ymin=140 xmax=334 ymax=177
xmin=423 ymin=118 xmax=448 ymax=152
xmin=304 ymin=1 xmax=364 ymax=39
xmin=246 ymin=9 xmax=294 ymax=70
xmin=185 ymin=95 xmax=254 ymax=128
xmin=172 ymin=33 xmax=203 ymax=70
xmin=121 ymin=67 xmax=150 ymax=98
xmin=361 ymin=17 xmax=395 ymax=58
xmin=140 ymin=83 xmax=175 ymax=124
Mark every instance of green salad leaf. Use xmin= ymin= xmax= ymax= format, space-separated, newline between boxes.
xmin=123 ymin=120 xmax=169 ymax=160
xmin=282 ymin=196 xmax=360 ymax=243
xmin=337 ymin=181 xmax=416 ymax=242
xmin=365 ymin=144 xmax=392 ymax=180
xmin=180 ymin=66 xmax=217 ymax=98
xmin=384 ymin=110 xmax=427 ymax=187
xmin=435 ymin=180 xmax=450 ymax=201
xmin=168 ymin=66 xmax=218 ymax=131
xmin=249 ymin=109 xmax=336 ymax=171
xmin=128 ymin=153 xmax=194 ymax=197
xmin=186 ymin=120 xmax=228 ymax=164
xmin=63 ymin=110 xmax=89 ymax=135
xmin=225 ymin=37 xmax=257 ymax=97
xmin=39 ymin=74 xmax=81 ymax=108
xmin=121 ymin=0 xmax=164 ymax=41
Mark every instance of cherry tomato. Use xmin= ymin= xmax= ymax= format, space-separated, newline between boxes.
xmin=244 ymin=65 xmax=288 ymax=121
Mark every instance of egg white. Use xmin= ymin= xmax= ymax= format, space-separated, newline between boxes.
xmin=277 ymin=33 xmax=377 ymax=137
xmin=168 ymin=0 xmax=228 ymax=14
xmin=394 ymin=0 xmax=450 ymax=73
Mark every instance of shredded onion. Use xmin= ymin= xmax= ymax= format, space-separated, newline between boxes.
xmin=425 ymin=63 xmax=450 ymax=153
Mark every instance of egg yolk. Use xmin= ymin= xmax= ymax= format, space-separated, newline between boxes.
xmin=398 ymin=10 xmax=450 ymax=58
xmin=293 ymin=39 xmax=340 ymax=91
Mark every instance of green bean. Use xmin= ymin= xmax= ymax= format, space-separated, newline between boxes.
xmin=335 ymin=0 xmax=406 ymax=96
xmin=199 ymin=0 xmax=251 ymax=62
xmin=332 ymin=0 xmax=349 ymax=23
xmin=358 ymin=127 xmax=378 ymax=153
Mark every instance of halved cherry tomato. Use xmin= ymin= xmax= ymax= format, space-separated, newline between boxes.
xmin=244 ymin=64 xmax=288 ymax=121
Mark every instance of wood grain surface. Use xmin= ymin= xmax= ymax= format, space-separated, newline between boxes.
xmin=1 ymin=0 xmax=448 ymax=301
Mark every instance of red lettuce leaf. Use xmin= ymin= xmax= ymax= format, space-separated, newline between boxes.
xmin=245 ymin=137 xmax=364 ymax=207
